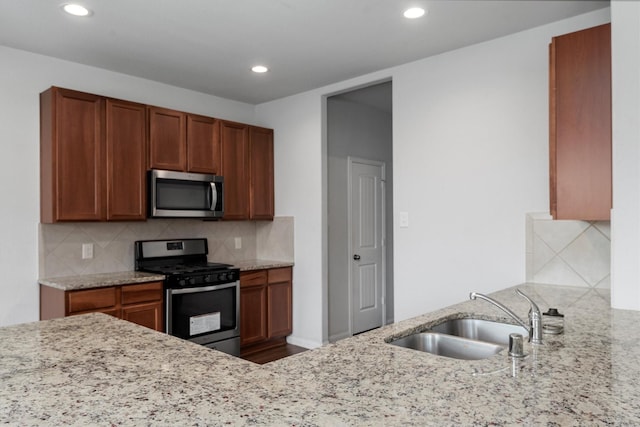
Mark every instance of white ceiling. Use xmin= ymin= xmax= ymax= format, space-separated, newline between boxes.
xmin=0 ymin=0 xmax=608 ymax=105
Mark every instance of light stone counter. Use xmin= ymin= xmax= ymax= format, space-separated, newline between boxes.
xmin=38 ymin=271 xmax=166 ymax=291
xmin=1 ymin=283 xmax=638 ymax=425
xmin=233 ymin=259 xmax=294 ymax=271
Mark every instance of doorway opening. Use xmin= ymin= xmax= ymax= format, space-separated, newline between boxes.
xmin=326 ymin=81 xmax=393 ymax=342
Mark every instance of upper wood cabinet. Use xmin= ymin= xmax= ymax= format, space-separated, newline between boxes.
xmin=219 ymin=122 xmax=275 ymax=221
xmin=549 ymin=23 xmax=611 ymax=220
xmin=220 ymin=120 xmax=250 ymax=220
xmin=41 ymin=87 xmax=105 ymax=222
xmin=41 ymin=87 xmax=147 ymax=222
xmin=106 ymin=99 xmax=147 ymax=220
xmin=249 ymin=126 xmax=275 ymax=220
xmin=41 ymin=87 xmax=273 ymax=222
xmin=148 ymin=107 xmax=221 ymax=174
xmin=187 ymin=114 xmax=221 ymax=174
xmin=148 ymin=106 xmax=187 ymax=171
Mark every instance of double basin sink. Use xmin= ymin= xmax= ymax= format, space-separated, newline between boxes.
xmin=389 ymin=318 xmax=527 ymax=360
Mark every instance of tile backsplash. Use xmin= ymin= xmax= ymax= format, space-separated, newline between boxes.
xmin=526 ymin=213 xmax=610 ymax=289
xmin=39 ymin=217 xmax=294 ymax=278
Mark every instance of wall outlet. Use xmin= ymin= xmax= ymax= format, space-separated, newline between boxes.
xmin=234 ymin=237 xmax=242 ymax=250
xmin=82 ymin=243 xmax=94 ymax=259
xmin=399 ymin=211 xmax=409 ymax=228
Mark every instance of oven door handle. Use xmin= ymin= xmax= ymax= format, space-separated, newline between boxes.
xmin=168 ymin=281 xmax=238 ymax=295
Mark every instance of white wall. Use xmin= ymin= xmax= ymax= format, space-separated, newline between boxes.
xmin=254 ymin=95 xmax=325 ymax=349
xmin=611 ymin=0 xmax=640 ymax=310
xmin=256 ymin=9 xmax=611 ymax=347
xmin=0 ymin=46 xmax=256 ymax=327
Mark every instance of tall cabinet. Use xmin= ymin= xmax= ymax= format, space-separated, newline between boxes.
xmin=40 ymin=88 xmax=105 ymax=222
xmin=41 ymin=87 xmax=148 ymax=222
xmin=549 ymin=23 xmax=611 ymax=220
xmin=106 ymin=99 xmax=147 ymax=220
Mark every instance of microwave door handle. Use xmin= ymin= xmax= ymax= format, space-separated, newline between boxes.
xmin=209 ymin=182 xmax=217 ymax=211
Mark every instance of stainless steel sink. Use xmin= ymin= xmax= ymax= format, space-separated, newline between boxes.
xmin=430 ymin=318 xmax=527 ymax=346
xmin=388 ymin=317 xmax=529 ymax=360
xmin=389 ymin=332 xmax=504 ymax=360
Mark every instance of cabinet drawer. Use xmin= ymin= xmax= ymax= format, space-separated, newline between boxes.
xmin=121 ymin=281 xmax=163 ymax=305
xmin=240 ymin=270 xmax=267 ymax=287
xmin=67 ymin=287 xmax=117 ymax=313
xmin=268 ymin=267 xmax=292 ymax=284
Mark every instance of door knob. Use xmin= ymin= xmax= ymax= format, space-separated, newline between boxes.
xmin=353 ymin=254 xmax=361 ymax=260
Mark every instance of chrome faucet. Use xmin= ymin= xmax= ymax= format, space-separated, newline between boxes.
xmin=469 ymin=289 xmax=543 ymax=345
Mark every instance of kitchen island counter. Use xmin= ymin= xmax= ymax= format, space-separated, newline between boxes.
xmin=2 ymin=283 xmax=638 ymax=425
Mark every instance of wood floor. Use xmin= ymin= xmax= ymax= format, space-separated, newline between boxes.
xmin=240 ymin=343 xmax=308 ymax=364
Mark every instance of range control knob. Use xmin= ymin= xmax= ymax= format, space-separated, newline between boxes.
xmin=188 ymin=277 xmax=197 ymax=285
xmin=219 ymin=273 xmax=227 ymax=281
xmin=178 ymin=279 xmax=186 ymax=287
xmin=204 ymin=275 xmax=212 ymax=283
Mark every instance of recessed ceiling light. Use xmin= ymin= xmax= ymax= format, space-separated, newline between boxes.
xmin=251 ymin=65 xmax=269 ymax=73
xmin=403 ymin=7 xmax=426 ymax=19
xmin=62 ymin=4 xmax=91 ymax=17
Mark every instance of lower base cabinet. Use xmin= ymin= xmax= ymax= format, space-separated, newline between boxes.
xmin=240 ymin=267 xmax=292 ymax=354
xmin=40 ymin=281 xmax=163 ymax=332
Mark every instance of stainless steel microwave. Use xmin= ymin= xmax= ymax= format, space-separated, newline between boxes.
xmin=148 ymin=169 xmax=224 ymax=218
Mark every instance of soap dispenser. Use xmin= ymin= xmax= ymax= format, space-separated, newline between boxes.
xmin=542 ymin=308 xmax=564 ymax=334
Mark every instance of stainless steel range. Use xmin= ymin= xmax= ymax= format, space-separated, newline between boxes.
xmin=134 ymin=238 xmax=240 ymax=356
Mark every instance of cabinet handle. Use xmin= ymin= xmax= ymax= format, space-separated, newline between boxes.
xmin=353 ymin=254 xmax=361 ymax=261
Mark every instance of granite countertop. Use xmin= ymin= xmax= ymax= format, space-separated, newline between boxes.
xmin=2 ymin=283 xmax=638 ymax=425
xmin=234 ymin=259 xmax=294 ymax=271
xmin=39 ymin=260 xmax=293 ymax=291
xmin=38 ymin=271 xmax=166 ymax=291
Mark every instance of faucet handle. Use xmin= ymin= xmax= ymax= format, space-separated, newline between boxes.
xmin=516 ymin=289 xmax=543 ymax=345
xmin=515 ymin=289 xmax=541 ymax=316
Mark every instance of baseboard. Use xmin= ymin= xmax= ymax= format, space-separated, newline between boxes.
xmin=328 ymin=331 xmax=352 ymax=343
xmin=286 ymin=335 xmax=322 ymax=350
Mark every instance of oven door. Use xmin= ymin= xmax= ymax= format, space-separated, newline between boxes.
xmin=166 ymin=281 xmax=239 ymax=346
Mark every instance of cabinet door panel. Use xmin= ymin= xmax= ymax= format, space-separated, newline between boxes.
xmin=240 ymin=270 xmax=268 ymax=288
xmin=148 ymin=106 xmax=186 ymax=171
xmin=220 ymin=121 xmax=250 ymax=219
xmin=249 ymin=126 xmax=274 ymax=220
xmin=187 ymin=114 xmax=220 ymax=174
xmin=267 ymin=281 xmax=292 ymax=339
xmin=122 ymin=301 xmax=163 ymax=331
xmin=240 ymin=285 xmax=268 ymax=346
xmin=67 ymin=287 xmax=118 ymax=314
xmin=121 ymin=281 xmax=163 ymax=305
xmin=550 ymin=23 xmax=611 ymax=220
xmin=106 ymin=99 xmax=147 ymax=220
xmin=47 ymin=88 xmax=105 ymax=221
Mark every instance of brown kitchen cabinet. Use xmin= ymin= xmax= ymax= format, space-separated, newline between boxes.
xmin=106 ymin=98 xmax=147 ymax=220
xmin=239 ymin=270 xmax=268 ymax=346
xmin=148 ymin=106 xmax=187 ymax=171
xmin=549 ymin=23 xmax=611 ymax=220
xmin=41 ymin=86 xmax=273 ymax=223
xmin=40 ymin=87 xmax=147 ymax=222
xmin=220 ymin=120 xmax=250 ymax=219
xmin=40 ymin=281 xmax=164 ymax=332
xmin=187 ymin=114 xmax=221 ymax=174
xmin=220 ymin=122 xmax=275 ymax=221
xmin=40 ymin=87 xmax=105 ymax=222
xmin=240 ymin=267 xmax=292 ymax=354
xmin=148 ymin=107 xmax=221 ymax=174
xmin=249 ymin=126 xmax=275 ymax=220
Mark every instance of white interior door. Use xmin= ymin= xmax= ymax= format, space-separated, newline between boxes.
xmin=349 ymin=158 xmax=385 ymax=334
